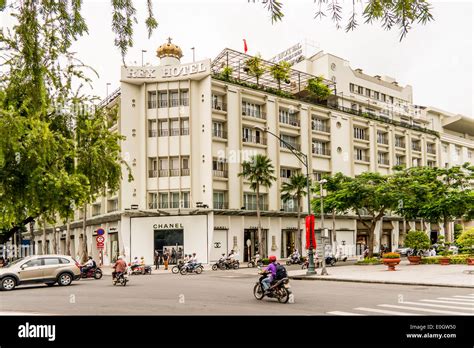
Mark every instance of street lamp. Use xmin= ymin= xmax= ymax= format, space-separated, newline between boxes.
xmin=191 ymin=47 xmax=195 ymax=62
xmin=319 ymin=179 xmax=328 ymax=276
xmin=141 ymin=50 xmax=147 ymax=66
xmin=253 ymin=125 xmax=317 ymax=275
xmin=106 ymin=82 xmax=111 ymax=98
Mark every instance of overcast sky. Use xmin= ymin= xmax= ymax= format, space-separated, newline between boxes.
xmin=2 ymin=0 xmax=473 ymax=117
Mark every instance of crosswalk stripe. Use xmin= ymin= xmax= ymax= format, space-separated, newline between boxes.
xmin=422 ymin=299 xmax=474 ymax=306
xmin=437 ymin=297 xmax=474 ymax=302
xmin=354 ymin=307 xmax=420 ymax=316
xmin=378 ymin=304 xmax=472 ymax=315
xmin=452 ymin=295 xmax=474 ymax=299
xmin=399 ymin=301 xmax=474 ymax=311
xmin=327 ymin=311 xmax=364 ymax=316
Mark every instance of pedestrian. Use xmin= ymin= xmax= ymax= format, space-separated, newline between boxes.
xmin=154 ymin=249 xmax=160 ymax=270
xmin=177 ymin=247 xmax=183 ymax=261
xmin=171 ymin=247 xmax=177 ymax=264
xmin=163 ymin=248 xmax=169 ymax=270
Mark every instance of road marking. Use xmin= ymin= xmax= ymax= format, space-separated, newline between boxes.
xmin=378 ymin=304 xmax=472 ymax=315
xmin=354 ymin=307 xmax=420 ymax=316
xmin=437 ymin=297 xmax=474 ymax=302
xmin=452 ymin=295 xmax=474 ymax=299
xmin=399 ymin=301 xmax=474 ymax=311
xmin=0 ymin=311 xmax=52 ymax=316
xmin=327 ymin=311 xmax=364 ymax=316
xmin=422 ymin=299 xmax=474 ymax=306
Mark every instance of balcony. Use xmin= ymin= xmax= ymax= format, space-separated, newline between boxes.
xmin=377 ymin=137 xmax=389 ymax=145
xmin=213 ymin=170 xmax=228 ymax=178
xmin=181 ymin=168 xmax=190 ymax=176
xmin=170 ymin=169 xmax=180 ymax=177
xmin=213 ymin=201 xmax=228 ymax=209
xmin=212 ymin=101 xmax=227 ymax=112
xmin=243 ymin=203 xmax=269 ymax=211
xmin=158 ymin=169 xmax=169 ymax=177
xmin=280 ymin=142 xmax=301 ymax=151
xmin=280 ymin=177 xmax=292 ymax=184
xmin=354 ymin=154 xmax=370 ymax=163
xmin=148 ymin=129 xmax=157 ymax=137
xmin=180 ymin=128 xmax=189 ymax=136
xmin=170 ymin=128 xmax=180 ymax=136
xmin=213 ymin=130 xmax=227 ymax=139
xmin=148 ymin=202 xmax=158 ymax=209
xmin=312 ymin=148 xmax=331 ymax=156
xmin=412 ymin=143 xmax=422 ymax=152
xmin=158 ymin=202 xmax=169 ymax=209
xmin=354 ymin=133 xmax=370 ymax=141
xmin=395 ymin=140 xmax=406 ymax=149
xmin=378 ymin=158 xmax=390 ymax=165
xmin=279 ymin=115 xmax=300 ymax=127
xmin=180 ymin=98 xmax=189 ymax=106
xmin=242 ymin=136 xmax=267 ymax=145
xmin=281 ymin=205 xmax=298 ymax=213
xmin=427 ymin=146 xmax=436 ymax=155
xmin=148 ymin=100 xmax=157 ymax=109
xmin=158 ymin=129 xmax=169 ymax=137
xmin=242 ymin=109 xmax=266 ymax=120
xmin=158 ymin=100 xmax=168 ymax=108
xmin=312 ymin=123 xmax=330 ymax=133
xmin=170 ymin=99 xmax=179 ymax=107
xmin=148 ymin=170 xmax=158 ymax=178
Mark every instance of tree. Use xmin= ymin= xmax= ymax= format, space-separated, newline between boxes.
xmin=456 ymin=228 xmax=474 ymax=254
xmin=249 ymin=0 xmax=434 ymax=41
xmin=244 ymin=54 xmax=266 ymax=86
xmin=306 ymin=77 xmax=332 ymax=103
xmin=281 ymin=173 xmax=308 ymax=252
xmin=269 ymin=61 xmax=291 ymax=90
xmin=315 ymin=172 xmax=398 ymax=258
xmin=239 ymin=154 xmax=276 ymax=257
xmin=404 ymin=230 xmax=431 ymax=255
xmin=220 ymin=66 xmax=233 ymax=80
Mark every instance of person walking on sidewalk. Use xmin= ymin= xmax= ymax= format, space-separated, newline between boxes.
xmin=163 ymin=248 xmax=169 ymax=270
xmin=154 ymin=249 xmax=160 ymax=270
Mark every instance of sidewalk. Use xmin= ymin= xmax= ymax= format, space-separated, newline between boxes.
xmin=287 ymin=260 xmax=474 ymax=288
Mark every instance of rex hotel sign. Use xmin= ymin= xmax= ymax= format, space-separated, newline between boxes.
xmin=122 ymin=60 xmax=210 ymax=82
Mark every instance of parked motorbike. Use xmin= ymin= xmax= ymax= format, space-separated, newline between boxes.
xmin=253 ymin=269 xmax=292 ymax=303
xmin=325 ymin=254 xmax=347 ymax=266
xmin=112 ymin=272 xmax=128 ymax=286
xmin=80 ymin=266 xmax=103 ymax=279
xmin=180 ymin=263 xmax=203 ymax=275
xmin=286 ymin=256 xmax=303 ymax=265
xmin=301 ymin=257 xmax=319 ymax=269
xmin=247 ymin=257 xmax=263 ymax=268
xmin=128 ymin=264 xmax=152 ymax=275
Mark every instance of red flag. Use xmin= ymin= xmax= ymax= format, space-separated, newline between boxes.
xmin=305 ymin=215 xmax=316 ymax=250
xmin=243 ymin=39 xmax=248 ymax=53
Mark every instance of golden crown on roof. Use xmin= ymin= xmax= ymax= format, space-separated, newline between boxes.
xmin=157 ymin=37 xmax=183 ymax=59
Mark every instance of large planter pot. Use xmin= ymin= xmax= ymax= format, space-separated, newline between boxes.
xmin=383 ymin=258 xmax=401 ymax=271
xmin=407 ymin=256 xmax=422 ymax=265
xmin=466 ymin=258 xmax=474 ymax=266
xmin=439 ymin=257 xmax=450 ymax=265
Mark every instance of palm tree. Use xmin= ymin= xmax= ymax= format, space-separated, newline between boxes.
xmin=269 ymin=61 xmax=291 ymax=90
xmin=281 ymin=173 xmax=308 ymax=255
xmin=239 ymin=154 xmax=276 ymax=257
xmin=244 ymin=54 xmax=266 ymax=86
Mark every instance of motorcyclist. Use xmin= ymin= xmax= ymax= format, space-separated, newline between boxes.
xmin=82 ymin=256 xmax=95 ymax=275
xmin=226 ymin=250 xmax=236 ymax=267
xmin=290 ymin=249 xmax=300 ymax=263
xmin=261 ymin=255 xmax=277 ymax=294
xmin=130 ymin=257 xmax=140 ymax=272
xmin=190 ymin=253 xmax=198 ymax=269
xmin=112 ymin=257 xmax=127 ymax=280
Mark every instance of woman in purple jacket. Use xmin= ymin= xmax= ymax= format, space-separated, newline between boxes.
xmin=262 ymin=255 xmax=277 ymax=293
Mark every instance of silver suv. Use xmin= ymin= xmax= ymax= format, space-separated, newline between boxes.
xmin=0 ymin=255 xmax=81 ymax=291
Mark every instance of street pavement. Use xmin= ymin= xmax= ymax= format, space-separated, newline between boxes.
xmin=0 ymin=265 xmax=473 ymax=316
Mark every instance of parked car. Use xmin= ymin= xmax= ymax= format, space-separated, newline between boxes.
xmin=0 ymin=255 xmax=81 ymax=291
xmin=394 ymin=247 xmax=411 ymax=256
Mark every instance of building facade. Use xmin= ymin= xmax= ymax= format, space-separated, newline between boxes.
xmin=28 ymin=41 xmax=474 ymax=265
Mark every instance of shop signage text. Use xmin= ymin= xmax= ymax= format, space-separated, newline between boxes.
xmin=125 ymin=68 xmax=156 ymax=79
xmin=153 ymin=223 xmax=184 ymax=229
xmin=162 ymin=62 xmax=206 ymax=78
xmin=269 ymin=42 xmax=304 ymax=66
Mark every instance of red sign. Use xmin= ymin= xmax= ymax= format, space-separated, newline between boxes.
xmin=96 ymin=242 xmax=104 ymax=249
xmin=305 ymin=214 xmax=316 ymax=250
xmin=96 ymin=236 xmax=105 ymax=243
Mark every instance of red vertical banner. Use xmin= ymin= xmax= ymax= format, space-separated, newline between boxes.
xmin=305 ymin=214 xmax=316 ymax=249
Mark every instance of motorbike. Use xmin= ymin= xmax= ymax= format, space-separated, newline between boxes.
xmin=212 ymin=259 xmax=239 ymax=270
xmin=301 ymin=257 xmax=319 ymax=269
xmin=112 ymin=271 xmax=128 ymax=286
xmin=253 ymin=270 xmax=292 ymax=303
xmin=128 ymin=263 xmax=152 ymax=275
xmin=173 ymin=261 xmax=204 ymax=274
xmin=80 ymin=266 xmax=103 ymax=279
xmin=180 ymin=262 xmax=203 ymax=275
xmin=286 ymin=256 xmax=303 ymax=265
xmin=247 ymin=257 xmax=263 ymax=268
xmin=324 ymin=254 xmax=347 ymax=266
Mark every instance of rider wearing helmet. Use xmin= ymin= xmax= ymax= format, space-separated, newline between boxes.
xmin=261 ymin=255 xmax=277 ymax=293
xmin=82 ymin=256 xmax=95 ymax=275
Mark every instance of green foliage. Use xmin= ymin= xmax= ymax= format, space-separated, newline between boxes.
xmin=404 ymin=230 xmax=431 ymax=254
xmin=306 ymin=77 xmax=332 ymax=102
xmin=239 ymin=154 xmax=276 ymax=193
xmin=281 ymin=173 xmax=308 ymax=207
xmin=244 ymin=54 xmax=266 ymax=85
xmin=454 ymin=224 xmax=464 ymax=241
xmin=421 ymin=254 xmax=469 ymax=264
xmin=356 ymin=257 xmax=382 ymax=265
xmin=261 ymin=258 xmax=270 ymax=265
xmin=456 ymin=228 xmax=474 ymax=254
xmin=220 ymin=66 xmax=233 ymax=81
xmin=269 ymin=61 xmax=291 ymax=90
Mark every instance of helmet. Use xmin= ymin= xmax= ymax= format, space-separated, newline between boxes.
xmin=269 ymin=255 xmax=277 ymax=262
xmin=88 ymin=256 xmax=92 ymax=260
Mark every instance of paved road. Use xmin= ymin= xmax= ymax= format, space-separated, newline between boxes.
xmin=1 ymin=269 xmax=473 ymax=315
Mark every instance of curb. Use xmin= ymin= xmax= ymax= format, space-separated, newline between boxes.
xmin=288 ymin=275 xmax=474 ymax=289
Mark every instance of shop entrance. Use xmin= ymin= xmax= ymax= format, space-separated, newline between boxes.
xmin=154 ymin=229 xmax=184 ymax=264
xmin=243 ymin=229 xmax=267 ymax=261
xmin=281 ymin=229 xmax=300 ymax=258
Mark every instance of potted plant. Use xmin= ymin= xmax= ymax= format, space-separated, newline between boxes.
xmin=455 ymin=228 xmax=474 ymax=265
xmin=438 ymin=236 xmax=451 ymax=265
xmin=382 ymin=252 xmax=401 ymax=271
xmin=404 ymin=230 xmax=431 ymax=265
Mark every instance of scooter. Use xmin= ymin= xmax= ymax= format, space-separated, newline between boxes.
xmin=112 ymin=271 xmax=129 ymax=286
xmin=180 ymin=262 xmax=203 ymax=275
xmin=253 ymin=269 xmax=292 ymax=303
xmin=325 ymin=254 xmax=347 ymax=266
xmin=80 ymin=266 xmax=103 ymax=279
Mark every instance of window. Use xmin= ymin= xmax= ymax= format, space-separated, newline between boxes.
xmin=427 ymin=143 xmax=436 ymax=154
xmin=442 ymin=144 xmax=448 ymax=152
xmin=349 ymin=83 xmax=355 ymax=93
xmin=313 ymin=171 xmax=328 ymax=182
xmin=242 ymin=128 xmax=265 ymax=145
xmin=468 ymin=150 xmax=473 ymax=159
xmin=59 ymin=258 xmax=70 ymax=264
xmin=455 ymin=147 xmax=461 ymax=156
xmin=412 ymin=140 xmax=421 ymax=151
xmin=377 ymin=131 xmax=388 ymax=145
xmin=355 ymin=148 xmax=368 ymax=162
xmin=381 ymin=94 xmax=386 ymax=102
xmin=180 ymin=119 xmax=189 ymax=135
xmin=280 ymin=168 xmax=294 ymax=179
xmin=279 ymin=108 xmax=299 ymax=126
xmin=281 ymin=198 xmax=297 ymax=212
xmin=354 ymin=127 xmax=368 ymax=140
xmin=351 ymin=103 xmax=358 ymax=111
xmin=373 ymin=91 xmax=380 ymax=100
xmin=149 ymin=192 xmax=158 ymax=209
xmin=395 ymin=135 xmax=405 ymax=148
xmin=280 ymin=134 xmax=299 ymax=150
xmin=412 ymin=158 xmax=420 ymax=167
xmin=312 ymin=140 xmax=329 ymax=156
xmin=158 ymin=92 xmax=167 ymax=108
xmin=213 ymin=192 xmax=226 ymax=209
xmin=158 ymin=120 xmax=168 ymax=137
xmin=148 ymin=91 xmax=157 ymax=109
xmin=170 ymin=119 xmax=180 ymax=136
xmin=149 ymin=158 xmax=158 ymax=177
xmin=92 ymin=204 xmax=101 ymax=216
xmin=170 ymin=192 xmax=180 ymax=208
xmin=170 ymin=157 xmax=180 ymax=176
xmin=180 ymin=90 xmax=189 ymax=106
xmin=396 ymin=155 xmax=405 ymax=166
xmin=170 ymin=91 xmax=179 ymax=107
xmin=181 ymin=157 xmax=190 ymax=176
xmin=148 ymin=120 xmax=157 ymax=137
xmin=43 ymin=258 xmax=60 ymax=266
xmin=243 ymin=193 xmax=267 ymax=210
xmin=213 ymin=122 xmax=225 ymax=138
xmin=181 ymin=192 xmax=190 ymax=208
xmin=311 ymin=116 xmax=329 ymax=132
xmin=389 ymin=96 xmax=394 ymax=104
xmin=242 ymin=101 xmax=263 ymax=119
xmin=365 ymin=88 xmax=371 ymax=97
xmin=159 ymin=193 xmax=169 ymax=209
xmin=23 ymin=259 xmax=43 ymax=268
xmin=377 ymin=152 xmax=389 ymax=165
xmin=159 ymin=158 xmax=168 ymax=177
xmin=213 ymin=158 xmax=227 ymax=177
xmin=357 ymin=86 xmax=363 ymax=94
xmin=108 ymin=199 xmax=118 ymax=212
xmin=427 ymin=160 xmax=436 ymax=168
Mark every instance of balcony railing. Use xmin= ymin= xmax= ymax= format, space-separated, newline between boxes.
xmin=412 ymin=143 xmax=422 ymax=152
xmin=312 ymin=148 xmax=331 ymax=156
xmin=377 ymin=137 xmax=389 ymax=145
xmin=378 ymin=158 xmax=390 ymax=165
xmin=170 ymin=169 xmax=180 ymax=177
xmin=181 ymin=168 xmax=190 ymax=176
xmin=170 ymin=128 xmax=180 ymax=136
xmin=170 ymin=99 xmax=179 ymax=107
xmin=354 ymin=154 xmax=370 ymax=162
xmin=213 ymin=130 xmax=227 ymax=139
xmin=427 ymin=147 xmax=436 ymax=154
xmin=242 ymin=136 xmax=267 ymax=145
xmin=242 ymin=109 xmax=266 ymax=120
xmin=158 ymin=169 xmax=169 ymax=177
xmin=212 ymin=101 xmax=227 ymax=111
xmin=148 ymin=100 xmax=157 ymax=109
xmin=148 ymin=202 xmax=158 ymax=209
xmin=243 ymin=203 xmax=269 ymax=211
xmin=395 ymin=140 xmax=406 ymax=148
xmin=281 ymin=205 xmax=298 ymax=212
xmin=158 ymin=100 xmax=168 ymax=108
xmin=213 ymin=170 xmax=228 ymax=178
xmin=280 ymin=142 xmax=301 ymax=151
xmin=148 ymin=129 xmax=157 ymax=137
xmin=213 ymin=201 xmax=228 ymax=209
xmin=354 ymin=133 xmax=370 ymax=141
xmin=312 ymin=123 xmax=330 ymax=133
xmin=148 ymin=170 xmax=158 ymax=178
xmin=180 ymin=98 xmax=189 ymax=106
xmin=279 ymin=115 xmax=300 ymax=127
xmin=280 ymin=177 xmax=292 ymax=184
xmin=158 ymin=129 xmax=169 ymax=137
xmin=180 ymin=128 xmax=189 ymax=136
xmin=158 ymin=202 xmax=169 ymax=209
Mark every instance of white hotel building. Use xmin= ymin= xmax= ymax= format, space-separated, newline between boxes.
xmin=32 ymin=40 xmax=474 ymax=265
